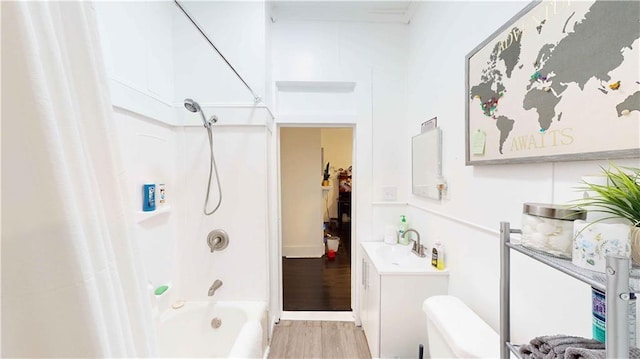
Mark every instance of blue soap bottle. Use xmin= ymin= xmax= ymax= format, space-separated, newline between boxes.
xmin=143 ymin=182 xmax=156 ymax=211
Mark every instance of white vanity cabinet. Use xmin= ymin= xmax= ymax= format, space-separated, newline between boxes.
xmin=360 ymin=242 xmax=450 ymax=358
xmin=360 ymin=251 xmax=381 ymax=357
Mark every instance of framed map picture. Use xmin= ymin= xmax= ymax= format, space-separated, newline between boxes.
xmin=465 ymin=0 xmax=640 ymax=165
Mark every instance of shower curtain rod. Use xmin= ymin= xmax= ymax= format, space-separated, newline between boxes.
xmin=174 ymin=0 xmax=262 ymax=105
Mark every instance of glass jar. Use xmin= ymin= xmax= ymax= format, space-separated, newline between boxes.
xmin=521 ymin=203 xmax=586 ymax=258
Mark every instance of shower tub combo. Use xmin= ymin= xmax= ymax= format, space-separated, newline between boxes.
xmin=156 ymin=301 xmax=268 ymax=358
xmin=153 ymin=99 xmax=267 ymax=357
xmin=153 ymin=0 xmax=269 ymax=354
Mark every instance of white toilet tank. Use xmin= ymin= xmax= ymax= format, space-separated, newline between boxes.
xmin=423 ymin=295 xmax=500 ymax=359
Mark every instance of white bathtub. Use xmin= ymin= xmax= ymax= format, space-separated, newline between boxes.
xmin=156 ymin=301 xmax=268 ymax=358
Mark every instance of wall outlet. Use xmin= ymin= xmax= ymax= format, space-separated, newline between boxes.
xmin=382 ymin=186 xmax=397 ymax=201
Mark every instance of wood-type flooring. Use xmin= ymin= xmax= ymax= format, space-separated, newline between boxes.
xmin=268 ymin=320 xmax=371 ymax=359
xmin=282 ymin=224 xmax=351 ymax=311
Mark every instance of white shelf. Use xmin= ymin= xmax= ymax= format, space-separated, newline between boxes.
xmin=136 ymin=205 xmax=171 ymax=223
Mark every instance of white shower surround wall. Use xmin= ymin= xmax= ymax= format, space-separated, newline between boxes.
xmin=112 ymin=106 xmax=273 ymax=351
xmin=110 ymin=105 xmax=273 ymax=303
xmin=175 ymin=115 xmax=272 ymax=302
xmin=111 ymin=102 xmax=273 ymax=354
xmin=112 ymin=109 xmax=179 ymax=289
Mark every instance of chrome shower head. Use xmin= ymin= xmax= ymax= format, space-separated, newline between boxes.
xmin=184 ymin=98 xmax=201 ymax=113
xmin=184 ymin=98 xmax=210 ymax=128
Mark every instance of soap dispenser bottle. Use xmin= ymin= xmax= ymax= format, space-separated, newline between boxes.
xmin=398 ymin=215 xmax=409 ymax=245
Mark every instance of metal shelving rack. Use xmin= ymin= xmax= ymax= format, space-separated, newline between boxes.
xmin=500 ymin=221 xmax=638 ymax=359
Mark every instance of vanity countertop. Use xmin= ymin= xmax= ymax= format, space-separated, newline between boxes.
xmin=361 ymin=241 xmax=450 ymax=276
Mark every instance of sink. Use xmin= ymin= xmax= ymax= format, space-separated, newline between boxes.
xmin=362 ymin=242 xmax=446 ymax=274
xmin=375 ymin=244 xmax=412 ymax=264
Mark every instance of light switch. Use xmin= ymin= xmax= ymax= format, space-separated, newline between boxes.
xmin=382 ymin=186 xmax=397 ymax=201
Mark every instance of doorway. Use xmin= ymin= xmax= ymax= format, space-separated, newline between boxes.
xmin=279 ymin=126 xmax=354 ymax=311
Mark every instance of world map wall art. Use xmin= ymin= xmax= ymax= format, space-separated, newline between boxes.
xmin=465 ymin=0 xmax=640 ymax=165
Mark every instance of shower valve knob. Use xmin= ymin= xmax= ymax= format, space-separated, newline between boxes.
xmin=207 ymin=229 xmax=229 ymax=252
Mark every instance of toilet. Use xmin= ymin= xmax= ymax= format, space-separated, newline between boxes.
xmin=423 ymin=295 xmax=500 ymax=358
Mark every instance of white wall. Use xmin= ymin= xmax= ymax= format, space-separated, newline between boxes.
xmin=406 ymin=1 xmax=640 ymax=345
xmin=280 ymin=128 xmax=324 ymax=257
xmin=321 ymin=128 xmax=353 ymax=220
xmin=271 ymin=19 xmax=408 ymax=316
xmin=173 ymin=1 xmax=266 ymax=105
xmin=372 ymin=68 xmax=409 ymax=204
xmin=95 ymin=1 xmax=176 ymax=124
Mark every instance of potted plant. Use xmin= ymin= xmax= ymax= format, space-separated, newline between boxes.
xmin=576 ymin=164 xmax=640 ymax=264
xmin=322 ymin=162 xmax=331 ymax=186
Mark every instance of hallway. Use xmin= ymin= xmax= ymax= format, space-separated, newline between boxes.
xmin=282 ymin=224 xmax=351 ymax=311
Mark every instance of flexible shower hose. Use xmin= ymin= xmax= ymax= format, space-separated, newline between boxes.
xmin=204 ymin=125 xmax=222 ymax=215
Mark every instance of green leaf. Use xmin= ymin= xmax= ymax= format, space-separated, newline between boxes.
xmin=572 ymin=163 xmax=640 ymax=226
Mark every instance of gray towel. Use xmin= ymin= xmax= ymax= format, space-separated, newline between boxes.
xmin=564 ymin=346 xmax=640 ymax=359
xmin=521 ymin=335 xmax=605 ymax=359
xmin=548 ymin=342 xmax=607 ymax=358
xmin=519 ymin=344 xmax=536 ymax=359
xmin=518 ymin=343 xmax=547 ymax=359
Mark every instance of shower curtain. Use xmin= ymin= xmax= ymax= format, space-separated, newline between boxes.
xmin=2 ymin=1 xmax=156 ymax=357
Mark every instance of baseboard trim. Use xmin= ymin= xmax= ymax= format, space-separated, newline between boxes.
xmin=280 ymin=311 xmax=354 ymax=322
xmin=282 ymin=245 xmax=324 ymax=258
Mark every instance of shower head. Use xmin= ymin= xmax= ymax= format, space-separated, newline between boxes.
xmin=184 ymin=98 xmax=210 ymax=128
xmin=184 ymin=98 xmax=201 ymax=113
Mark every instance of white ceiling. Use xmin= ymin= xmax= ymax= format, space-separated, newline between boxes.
xmin=269 ymin=1 xmax=417 ymax=24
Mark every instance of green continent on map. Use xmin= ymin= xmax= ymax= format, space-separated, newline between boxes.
xmin=617 ymin=91 xmax=640 ymax=117
xmin=496 ymin=115 xmax=515 ymax=154
xmin=499 ymin=28 xmax=522 ymax=78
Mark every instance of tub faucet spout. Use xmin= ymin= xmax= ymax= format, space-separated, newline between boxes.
xmin=402 ymin=229 xmax=426 ymax=257
xmin=208 ymin=279 xmax=223 ymax=296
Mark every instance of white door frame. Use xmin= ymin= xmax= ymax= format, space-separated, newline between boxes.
xmin=275 ymin=122 xmax=357 ymax=318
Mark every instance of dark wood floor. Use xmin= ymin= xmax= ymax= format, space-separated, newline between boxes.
xmin=283 ymin=223 xmax=351 ymax=311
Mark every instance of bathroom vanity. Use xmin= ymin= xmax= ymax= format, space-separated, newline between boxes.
xmin=360 ymin=242 xmax=449 ymax=358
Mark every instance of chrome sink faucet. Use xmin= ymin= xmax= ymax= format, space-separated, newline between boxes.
xmin=402 ymin=229 xmax=427 ymax=258
xmin=208 ymin=279 xmax=223 ymax=297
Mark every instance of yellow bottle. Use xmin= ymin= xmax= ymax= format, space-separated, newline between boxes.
xmin=431 ymin=241 xmax=445 ymax=270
